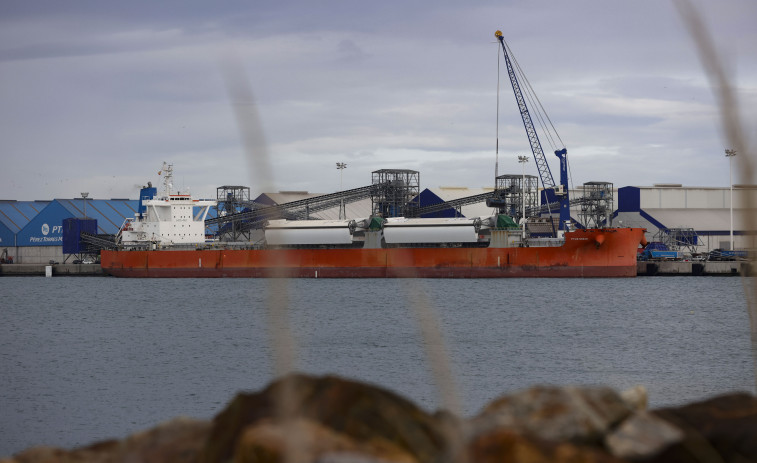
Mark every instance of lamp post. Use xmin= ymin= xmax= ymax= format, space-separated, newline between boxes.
xmin=81 ymin=192 xmax=89 ymax=219
xmin=725 ymin=149 xmax=737 ymax=250
xmin=518 ymin=155 xmax=529 ymax=242
xmin=336 ymin=162 xmax=347 ymax=190
xmin=336 ymin=162 xmax=347 ymax=219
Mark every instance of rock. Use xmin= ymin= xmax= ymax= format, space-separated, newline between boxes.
xmin=1 ymin=446 xmax=112 ymax=463
xmin=3 ymin=417 xmax=209 ymax=463
xmin=115 ymin=416 xmax=211 ymax=462
xmin=6 ymin=377 xmax=757 ymax=463
xmin=604 ymin=411 xmax=684 ymax=461
xmin=649 ymin=392 xmax=757 ymax=462
xmin=469 ymin=386 xmax=633 ymax=445
xmin=199 ymin=374 xmax=446 ymax=463
xmin=315 ymin=454 xmax=412 ymax=463
xmin=619 ymin=385 xmax=648 ymax=412
xmin=232 ymin=418 xmax=417 ymax=463
xmin=467 ymin=428 xmax=624 ymax=463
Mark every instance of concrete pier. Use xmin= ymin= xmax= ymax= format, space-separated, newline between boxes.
xmin=637 ymin=261 xmax=747 ymax=276
xmin=0 ymin=263 xmax=105 ymax=276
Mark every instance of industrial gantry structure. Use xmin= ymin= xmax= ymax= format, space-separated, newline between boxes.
xmin=207 ymin=169 xmax=424 ymax=241
xmin=578 ymin=182 xmax=614 ymax=229
xmin=370 ymin=169 xmax=420 ymax=218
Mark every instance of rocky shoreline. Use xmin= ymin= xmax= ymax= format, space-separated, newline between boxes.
xmin=3 ymin=374 xmax=756 ymax=462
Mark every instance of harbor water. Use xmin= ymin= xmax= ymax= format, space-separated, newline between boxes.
xmin=1 ymin=276 xmax=755 ymax=456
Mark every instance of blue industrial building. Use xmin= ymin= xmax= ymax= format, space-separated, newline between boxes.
xmin=2 ymin=197 xmax=219 ymax=263
xmin=0 ymin=201 xmax=51 ymax=249
xmin=614 ymin=185 xmax=756 ymax=252
xmin=16 ymin=199 xmax=137 ymax=248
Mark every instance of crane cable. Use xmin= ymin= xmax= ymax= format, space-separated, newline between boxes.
xmin=504 ymin=40 xmax=573 ymax=192
xmin=505 ymin=40 xmax=565 ymax=153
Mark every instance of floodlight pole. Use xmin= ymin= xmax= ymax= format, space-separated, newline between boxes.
xmin=725 ymin=149 xmax=737 ymax=250
xmin=336 ymin=162 xmax=347 ymax=219
xmin=518 ymin=155 xmax=529 ymax=242
xmin=81 ymin=192 xmax=89 ymax=219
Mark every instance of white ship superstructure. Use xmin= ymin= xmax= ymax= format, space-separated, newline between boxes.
xmin=119 ymin=163 xmax=216 ymax=247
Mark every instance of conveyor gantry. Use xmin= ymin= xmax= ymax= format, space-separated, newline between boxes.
xmin=410 ymin=191 xmax=496 ymax=217
xmin=206 ymin=182 xmax=390 ymax=232
xmin=79 ymin=232 xmax=118 ymax=251
xmin=412 ymin=191 xmax=596 ymax=226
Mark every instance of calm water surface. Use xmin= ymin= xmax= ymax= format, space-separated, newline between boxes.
xmin=1 ymin=276 xmax=754 ymax=456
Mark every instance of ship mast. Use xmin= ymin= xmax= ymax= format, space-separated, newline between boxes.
xmin=159 ymin=162 xmax=174 ymax=196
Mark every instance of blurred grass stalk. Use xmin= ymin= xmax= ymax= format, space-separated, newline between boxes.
xmin=674 ymin=0 xmax=757 ymax=395
xmin=221 ymin=54 xmax=302 ymax=462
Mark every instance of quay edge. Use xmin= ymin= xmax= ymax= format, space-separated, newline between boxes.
xmin=0 ymin=261 xmax=750 ymax=277
xmin=0 ymin=263 xmax=105 ymax=276
xmin=637 ymin=260 xmax=749 ymax=276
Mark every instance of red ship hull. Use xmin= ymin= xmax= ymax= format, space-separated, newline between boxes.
xmin=100 ymin=228 xmax=646 ymax=278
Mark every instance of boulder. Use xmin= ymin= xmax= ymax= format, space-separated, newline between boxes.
xmin=604 ymin=411 xmax=684 ymax=461
xmin=232 ymin=418 xmax=417 ymax=463
xmin=469 ymin=385 xmax=633 ymax=444
xmin=3 ymin=417 xmax=210 ymax=463
xmin=198 ymin=374 xmax=446 ymax=463
xmin=467 ymin=427 xmax=625 ymax=463
xmin=619 ymin=385 xmax=648 ymax=412
xmin=649 ymin=392 xmax=757 ymax=462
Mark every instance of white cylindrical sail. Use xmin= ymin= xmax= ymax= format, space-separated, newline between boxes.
xmin=382 ymin=217 xmax=481 ymax=244
xmin=265 ymin=220 xmax=356 ymax=245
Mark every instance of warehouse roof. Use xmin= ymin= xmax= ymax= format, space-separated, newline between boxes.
xmin=0 ymin=201 xmax=51 ymax=247
xmin=313 ymin=198 xmax=373 ymax=220
xmin=254 ymin=192 xmax=373 ymax=220
xmin=0 ymin=200 xmax=50 ymax=233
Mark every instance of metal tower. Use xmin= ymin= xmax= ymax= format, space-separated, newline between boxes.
xmin=493 ymin=174 xmax=539 ymax=223
xmin=216 ymin=185 xmax=252 ymax=241
xmin=371 ymin=169 xmax=420 ymax=218
xmin=579 ymin=181 xmax=613 ymax=228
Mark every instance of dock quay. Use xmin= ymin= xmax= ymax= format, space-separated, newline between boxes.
xmin=0 ymin=262 xmax=750 ymax=277
xmin=637 ymin=261 xmax=748 ymax=276
xmin=0 ymin=263 xmax=105 ymax=276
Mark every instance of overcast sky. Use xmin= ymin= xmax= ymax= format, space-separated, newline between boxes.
xmin=1 ymin=0 xmax=755 ymax=201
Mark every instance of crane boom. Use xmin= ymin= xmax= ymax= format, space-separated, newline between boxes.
xmin=496 ymin=32 xmax=555 ymax=189
xmin=495 ymin=30 xmax=571 ymax=230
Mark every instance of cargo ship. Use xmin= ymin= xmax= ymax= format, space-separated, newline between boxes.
xmin=101 ymin=228 xmax=646 ymax=278
xmin=100 ymin=33 xmax=650 ymax=278
xmin=100 ymin=165 xmax=647 ymax=278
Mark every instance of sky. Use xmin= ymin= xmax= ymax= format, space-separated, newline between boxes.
xmin=0 ymin=0 xmax=755 ymax=201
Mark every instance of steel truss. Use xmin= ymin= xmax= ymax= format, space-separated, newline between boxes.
xmin=578 ymin=181 xmax=614 ymax=228
xmin=207 ymin=182 xmax=390 ymax=237
xmin=371 ymin=169 xmax=420 ymax=218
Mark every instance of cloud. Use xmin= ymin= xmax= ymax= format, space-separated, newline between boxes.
xmin=0 ymin=0 xmax=755 ymax=201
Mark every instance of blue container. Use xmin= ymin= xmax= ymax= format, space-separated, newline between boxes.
xmin=62 ymin=218 xmax=98 ymax=254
